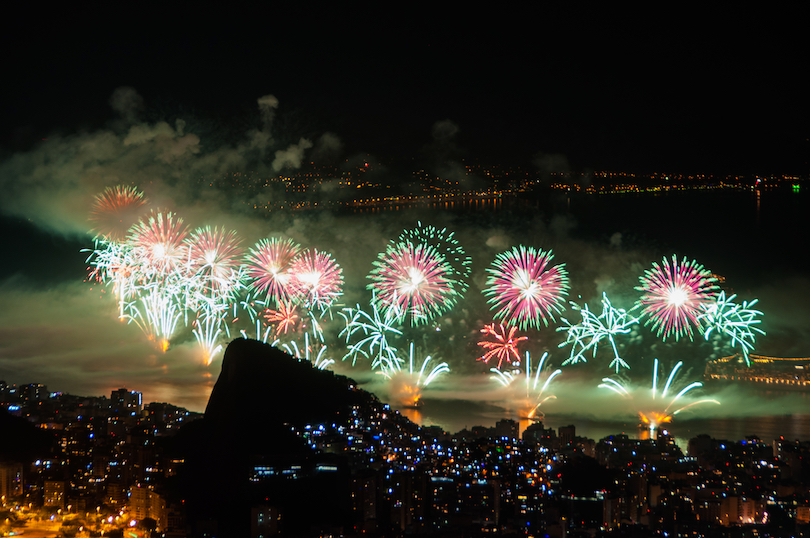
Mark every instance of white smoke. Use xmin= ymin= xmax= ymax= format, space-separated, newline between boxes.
xmin=257 ymin=94 xmax=279 ymax=128
xmin=109 ymin=86 xmax=144 ymax=124
xmin=272 ymin=137 xmax=314 ymax=172
xmin=431 ymin=119 xmax=460 ymax=142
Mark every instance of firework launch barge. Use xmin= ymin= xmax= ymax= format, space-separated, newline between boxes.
xmin=704 ymin=353 xmax=810 ymax=390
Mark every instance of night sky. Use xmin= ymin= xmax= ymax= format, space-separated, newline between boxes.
xmin=4 ymin=7 xmax=808 ymax=172
xmin=1 ymin=7 xmax=808 ymax=422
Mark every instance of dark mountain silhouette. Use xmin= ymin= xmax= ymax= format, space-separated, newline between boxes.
xmin=172 ymin=338 xmax=370 ymax=537
xmin=0 ymin=408 xmax=55 ymax=462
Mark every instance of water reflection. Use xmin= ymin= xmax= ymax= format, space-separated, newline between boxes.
xmin=399 ymin=406 xmax=423 ymax=426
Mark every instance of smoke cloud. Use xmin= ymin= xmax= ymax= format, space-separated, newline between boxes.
xmin=109 ymin=86 xmax=145 ymax=125
xmin=431 ymin=119 xmax=460 ymax=142
xmin=272 ymin=137 xmax=314 ymax=172
xmin=257 ymin=94 xmax=279 ymax=128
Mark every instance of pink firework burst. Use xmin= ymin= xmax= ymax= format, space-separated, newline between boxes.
xmin=89 ymin=185 xmax=149 ymax=242
xmin=186 ymin=226 xmax=244 ymax=285
xmin=368 ymin=240 xmax=458 ymax=325
xmin=245 ymin=238 xmax=302 ymax=306
xmin=288 ymin=249 xmax=344 ymax=311
xmin=484 ymin=246 xmax=569 ymax=330
xmin=264 ymin=302 xmax=300 ymax=335
xmin=636 ymin=255 xmax=718 ymax=341
xmin=128 ymin=210 xmax=190 ymax=279
xmin=477 ymin=323 xmax=528 ymax=368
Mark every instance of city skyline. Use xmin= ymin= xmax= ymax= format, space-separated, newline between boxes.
xmin=3 ymin=338 xmax=810 ymax=536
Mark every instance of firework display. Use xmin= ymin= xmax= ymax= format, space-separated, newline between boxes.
xmin=491 ymin=351 xmax=562 ymax=419
xmin=378 ymin=342 xmax=450 ymax=408
xmin=558 ymin=293 xmax=640 ymax=372
xmin=185 ymin=226 xmax=245 ymax=294
xmin=245 ymin=238 xmax=302 ymax=307
xmin=82 ymin=186 xmax=763 ymax=434
xmin=477 ymin=323 xmax=528 ymax=369
xmin=264 ymin=302 xmax=300 ymax=336
xmin=89 ymin=185 xmax=149 ymax=241
xmin=398 ymin=222 xmax=472 ymax=294
xmin=483 ymin=246 xmax=569 ymax=330
xmin=368 ymin=239 xmax=458 ymax=325
xmin=697 ymin=291 xmax=765 ymax=366
xmin=288 ymin=248 xmax=344 ymax=312
xmin=636 ymin=255 xmax=719 ymax=341
xmin=599 ymin=358 xmax=720 ymax=431
xmin=128 ymin=211 xmax=191 ymax=280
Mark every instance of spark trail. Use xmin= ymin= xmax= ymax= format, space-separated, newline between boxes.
xmin=491 ymin=351 xmax=562 ymax=420
xmin=698 ymin=291 xmax=765 ymax=366
xmin=378 ymin=342 xmax=450 ymax=408
xmin=339 ymin=298 xmax=403 ymax=368
xmin=599 ymin=358 xmax=720 ymax=432
xmin=558 ymin=293 xmax=640 ymax=372
xmin=478 ymin=323 xmax=528 ymax=369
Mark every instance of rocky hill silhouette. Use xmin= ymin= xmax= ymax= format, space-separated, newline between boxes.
xmin=204 ymin=337 xmax=366 ymax=442
xmin=173 ymin=338 xmax=370 ymax=537
xmin=0 ymin=409 xmax=55 ymax=462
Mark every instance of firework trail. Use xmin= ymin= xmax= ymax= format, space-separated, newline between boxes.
xmin=191 ymin=294 xmax=232 ymax=365
xmin=636 ymin=255 xmax=718 ymax=341
xmin=86 ymin=239 xmax=138 ymax=318
xmin=183 ymin=265 xmax=248 ymax=364
xmin=124 ymin=279 xmax=183 ymax=352
xmin=339 ymin=298 xmax=402 ymax=368
xmin=245 ymin=237 xmax=302 ymax=307
xmin=89 ymin=185 xmax=149 ymax=242
xmin=239 ymin=321 xmax=274 ymax=344
xmin=558 ymin=292 xmax=640 ymax=372
xmin=368 ymin=239 xmax=458 ymax=326
xmin=477 ymin=323 xmax=528 ymax=369
xmin=483 ymin=246 xmax=569 ymax=330
xmin=378 ymin=342 xmax=450 ymax=408
xmin=233 ymin=293 xmax=277 ymax=344
xmin=288 ymin=248 xmax=344 ymax=312
xmin=128 ymin=211 xmax=191 ymax=281
xmin=491 ymin=351 xmax=562 ymax=420
xmin=280 ymin=333 xmax=334 ymax=370
xmin=599 ymin=358 xmax=720 ymax=432
xmin=697 ymin=291 xmax=765 ymax=366
xmin=398 ymin=222 xmax=472 ymax=294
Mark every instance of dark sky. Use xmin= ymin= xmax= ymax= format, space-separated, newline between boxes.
xmin=4 ymin=6 xmax=808 ymax=174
